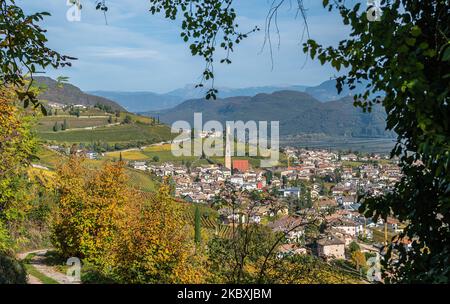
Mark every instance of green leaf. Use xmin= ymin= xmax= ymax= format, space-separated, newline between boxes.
xmin=410 ymin=26 xmax=421 ymax=37
xmin=442 ymin=46 xmax=450 ymax=62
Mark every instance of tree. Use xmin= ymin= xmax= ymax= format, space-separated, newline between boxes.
xmin=152 ymin=155 xmax=160 ymax=162
xmin=282 ymin=175 xmax=288 ymax=188
xmin=0 ymin=0 xmax=73 ymax=110
xmin=108 ymin=115 xmax=112 ymax=124
xmin=52 ymin=159 xmax=207 ymax=283
xmin=351 ymin=250 xmax=367 ymax=272
xmin=0 ymin=86 xmax=38 ymax=283
xmin=0 ymin=86 xmax=37 ymax=217
xmin=123 ymin=115 xmax=132 ymax=124
xmin=349 ymin=241 xmax=361 ymax=254
xmin=53 ymin=121 xmax=59 ymax=132
xmin=194 ymin=205 xmax=201 ymax=245
xmin=52 ymin=158 xmax=132 ymax=263
xmin=302 ymin=0 xmax=449 ymax=283
xmin=265 ymin=170 xmax=273 ymax=185
xmin=62 ymin=119 xmax=68 ymax=131
xmin=108 ymin=182 xmax=207 ymax=283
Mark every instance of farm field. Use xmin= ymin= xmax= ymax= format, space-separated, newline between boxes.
xmin=183 ymin=204 xmax=234 ymax=239
xmin=37 ymin=123 xmax=174 ymax=144
xmin=106 ymin=142 xmax=285 ymax=168
xmin=281 ymin=136 xmax=396 ymax=153
xmin=35 ymin=116 xmax=110 ymax=132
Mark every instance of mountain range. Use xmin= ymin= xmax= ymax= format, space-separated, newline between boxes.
xmin=33 ymin=77 xmax=390 ymax=140
xmin=89 ymin=80 xmax=363 ymax=113
xmin=147 ymin=90 xmax=391 ymax=138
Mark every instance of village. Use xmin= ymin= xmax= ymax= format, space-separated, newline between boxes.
xmin=126 ymin=146 xmax=405 ymax=264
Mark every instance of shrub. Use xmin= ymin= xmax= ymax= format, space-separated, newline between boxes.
xmin=0 ymin=253 xmax=27 ymax=284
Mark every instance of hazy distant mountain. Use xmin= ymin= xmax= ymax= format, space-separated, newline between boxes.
xmin=305 ymin=79 xmax=371 ymax=102
xmin=87 ymin=79 xmax=371 ymax=113
xmin=167 ymin=84 xmax=308 ymax=100
xmin=148 ymin=90 xmax=391 ymax=138
xmin=34 ymin=77 xmax=125 ymax=111
xmin=90 ymin=84 xmax=308 ymax=113
xmin=88 ymin=91 xmax=181 ymax=112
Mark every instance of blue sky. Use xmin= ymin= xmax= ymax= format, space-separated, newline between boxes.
xmin=18 ymin=0 xmax=353 ymax=93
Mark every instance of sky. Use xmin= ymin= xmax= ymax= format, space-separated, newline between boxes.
xmin=18 ymin=0 xmax=354 ymax=93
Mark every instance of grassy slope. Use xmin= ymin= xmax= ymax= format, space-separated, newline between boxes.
xmin=35 ymin=146 xmax=159 ymax=193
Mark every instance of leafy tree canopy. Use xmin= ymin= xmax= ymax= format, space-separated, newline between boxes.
xmin=0 ymin=0 xmax=74 ymax=111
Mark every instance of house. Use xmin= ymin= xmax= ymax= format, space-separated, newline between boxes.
xmin=277 ymin=244 xmax=307 ymax=258
xmin=316 ymin=198 xmax=338 ymax=210
xmin=268 ymin=216 xmax=304 ymax=243
xmin=85 ymin=151 xmax=98 ymax=160
xmin=242 ymin=183 xmax=257 ymax=191
xmin=316 ymin=236 xmax=346 ymax=260
xmin=330 ymin=218 xmax=362 ymax=238
xmin=338 ymin=195 xmax=356 ymax=207
xmin=132 ymin=161 xmax=147 ymax=171
xmin=280 ymin=187 xmax=301 ymax=198
xmin=230 ymin=176 xmax=244 ymax=185
xmin=328 ymin=228 xmax=354 ymax=246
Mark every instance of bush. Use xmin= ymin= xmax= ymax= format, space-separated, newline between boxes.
xmin=349 ymin=241 xmax=360 ymax=253
xmin=81 ymin=263 xmax=116 ymax=284
xmin=0 ymin=253 xmax=27 ymax=284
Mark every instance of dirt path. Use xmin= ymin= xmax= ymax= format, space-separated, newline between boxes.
xmin=18 ymin=249 xmax=80 ymax=284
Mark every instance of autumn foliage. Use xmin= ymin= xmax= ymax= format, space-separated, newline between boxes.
xmin=52 ymin=158 xmax=207 ymax=283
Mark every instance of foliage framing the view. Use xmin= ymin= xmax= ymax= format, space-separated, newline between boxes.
xmin=304 ymin=0 xmax=449 ymax=283
xmin=0 ymin=0 xmax=74 ymax=111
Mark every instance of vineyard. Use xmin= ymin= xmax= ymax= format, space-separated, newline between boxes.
xmin=184 ymin=206 xmax=234 ymax=239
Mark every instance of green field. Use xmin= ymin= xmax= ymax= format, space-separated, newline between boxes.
xmin=106 ymin=141 xmax=284 ymax=168
xmin=35 ymin=116 xmax=110 ymax=132
xmin=281 ymin=136 xmax=396 ymax=154
xmin=37 ymin=123 xmax=173 ymax=144
xmin=126 ymin=169 xmax=159 ymax=192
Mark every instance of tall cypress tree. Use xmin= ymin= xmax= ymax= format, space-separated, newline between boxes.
xmin=194 ymin=205 xmax=201 ymax=245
